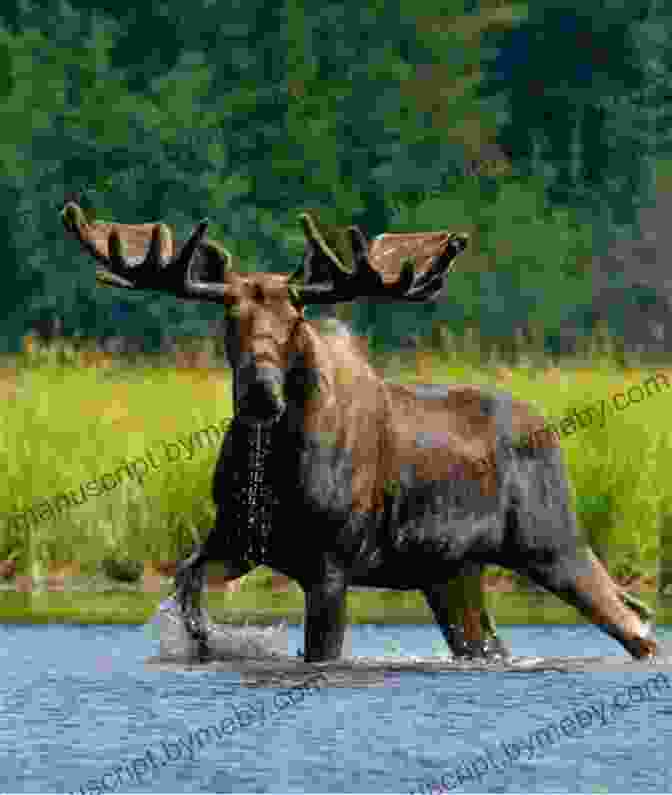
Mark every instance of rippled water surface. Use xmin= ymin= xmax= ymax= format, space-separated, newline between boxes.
xmin=2 ymin=622 xmax=672 ymax=793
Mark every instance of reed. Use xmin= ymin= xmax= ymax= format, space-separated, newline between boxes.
xmin=0 ymin=327 xmax=669 ymax=592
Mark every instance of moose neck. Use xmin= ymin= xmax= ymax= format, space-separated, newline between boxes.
xmin=298 ymin=317 xmax=383 ymax=420
xmin=227 ymin=317 xmax=388 ymax=565
xmin=292 ymin=319 xmax=388 ymax=517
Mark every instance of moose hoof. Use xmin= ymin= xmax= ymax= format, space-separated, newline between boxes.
xmin=446 ymin=625 xmax=479 ymax=658
xmin=638 ymin=636 xmax=659 ymax=661
xmin=446 ymin=625 xmax=510 ymax=661
xmin=481 ymin=635 xmax=512 ymax=661
xmin=460 ymin=639 xmax=497 ymax=659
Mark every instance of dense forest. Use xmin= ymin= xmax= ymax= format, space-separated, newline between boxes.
xmin=1 ymin=0 xmax=671 ymax=354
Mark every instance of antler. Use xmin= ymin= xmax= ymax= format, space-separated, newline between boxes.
xmin=290 ymin=211 xmax=469 ymax=305
xmin=60 ymin=201 xmax=238 ymax=303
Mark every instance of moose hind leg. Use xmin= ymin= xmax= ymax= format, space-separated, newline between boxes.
xmin=479 ymin=604 xmax=512 ymax=660
xmin=524 ymin=549 xmax=657 ymax=660
xmin=174 ymin=544 xmax=210 ymax=661
xmin=424 ymin=566 xmax=511 ymax=660
xmin=507 ymin=442 xmax=657 ymax=660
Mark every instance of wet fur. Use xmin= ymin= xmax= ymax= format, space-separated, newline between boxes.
xmin=176 ymin=318 xmax=657 ymax=663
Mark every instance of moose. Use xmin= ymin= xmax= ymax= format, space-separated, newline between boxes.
xmin=59 ymin=200 xmax=658 ymax=664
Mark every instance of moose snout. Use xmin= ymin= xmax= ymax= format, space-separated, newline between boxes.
xmin=237 ymin=366 xmax=286 ymax=425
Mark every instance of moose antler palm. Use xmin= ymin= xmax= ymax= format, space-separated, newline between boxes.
xmin=294 ymin=212 xmax=468 ymax=304
xmin=60 ymin=201 xmax=235 ymax=301
xmin=60 ymin=201 xmax=468 ymax=305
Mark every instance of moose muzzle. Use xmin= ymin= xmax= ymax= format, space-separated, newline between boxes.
xmin=236 ymin=357 xmax=286 ymax=425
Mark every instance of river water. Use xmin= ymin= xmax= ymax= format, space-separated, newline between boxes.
xmin=2 ymin=622 xmax=671 ymax=793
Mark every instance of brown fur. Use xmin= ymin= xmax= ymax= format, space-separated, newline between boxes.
xmin=60 ymin=202 xmax=658 ymax=661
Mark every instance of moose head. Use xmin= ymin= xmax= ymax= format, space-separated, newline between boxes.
xmin=60 ymin=202 xmax=469 ymax=427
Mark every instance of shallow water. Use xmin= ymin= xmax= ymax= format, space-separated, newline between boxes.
xmin=2 ymin=622 xmax=672 ymax=793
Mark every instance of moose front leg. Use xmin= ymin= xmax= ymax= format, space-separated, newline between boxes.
xmin=303 ymin=569 xmax=348 ymax=663
xmin=174 ymin=543 xmax=254 ymax=661
xmin=174 ymin=545 xmax=210 ymax=661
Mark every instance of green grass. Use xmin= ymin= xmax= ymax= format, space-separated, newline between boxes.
xmin=1 ymin=335 xmax=671 ymax=628
xmin=1 ymin=589 xmax=663 ymax=626
xmin=0 ymin=357 xmax=233 ymax=574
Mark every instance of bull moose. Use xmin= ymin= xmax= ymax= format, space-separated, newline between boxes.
xmin=59 ymin=200 xmax=658 ymax=664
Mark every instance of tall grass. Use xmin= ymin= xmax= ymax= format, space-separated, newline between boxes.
xmin=1 ymin=336 xmax=232 ymax=577
xmin=1 ymin=326 xmax=670 ymax=589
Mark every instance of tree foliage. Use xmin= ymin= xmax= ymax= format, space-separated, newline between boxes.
xmin=0 ymin=0 xmax=670 ymax=353
xmin=479 ymin=1 xmax=672 ymax=244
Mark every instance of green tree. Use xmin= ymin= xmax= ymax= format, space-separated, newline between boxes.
xmin=0 ymin=0 xmax=229 ymax=349
xmin=479 ymin=1 xmax=672 ymax=247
